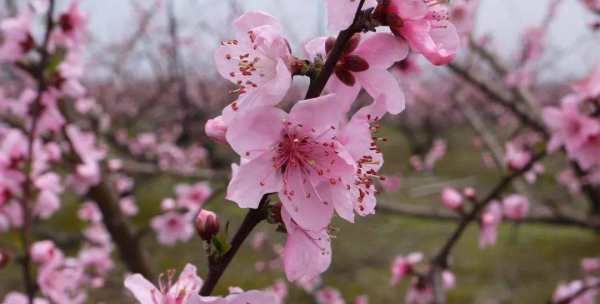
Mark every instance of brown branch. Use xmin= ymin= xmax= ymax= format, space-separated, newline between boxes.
xmin=447 ymin=63 xmax=547 ymax=136
xmin=87 ymin=178 xmax=153 ymax=278
xmin=428 ymin=151 xmax=547 ymax=304
xmin=199 ymin=196 xmax=270 ymax=296
xmin=305 ymin=0 xmax=367 ymax=99
xmin=550 ymin=281 xmax=600 ymax=304
xmin=199 ymin=1 xmax=370 ymax=296
xmin=377 ymin=203 xmax=600 ymax=230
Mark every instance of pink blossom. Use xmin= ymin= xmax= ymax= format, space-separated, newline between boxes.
xmin=390 ymin=252 xmax=423 ymax=285
xmin=315 ymin=287 xmax=345 ymax=304
xmin=294 ymin=276 xmax=322 ymax=293
xmin=124 ymin=263 xmax=202 ymax=304
xmin=505 ymin=142 xmax=531 ymax=171
xmin=405 ymin=278 xmax=433 ymax=304
xmin=195 ymin=209 xmax=220 ymax=241
xmin=51 ymin=0 xmax=87 ymax=49
xmin=226 ymin=94 xmax=367 ymax=230
xmin=2 ymin=292 xmax=49 ymax=304
xmin=33 ymin=172 xmax=63 ymax=219
xmin=205 ymin=116 xmax=228 ymax=144
xmin=502 ymin=194 xmax=529 ymax=220
xmin=31 ymin=240 xmax=64 ymax=265
xmin=305 ymin=32 xmax=409 ymax=115
xmin=0 ymin=12 xmax=34 ymax=62
xmin=542 ymin=98 xmax=600 ymax=154
xmin=150 ymin=211 xmax=195 ymax=246
xmin=572 ymin=133 xmax=600 ymax=170
xmin=176 ymin=182 xmax=212 ymax=211
xmin=120 ymin=196 xmax=139 ymax=217
xmin=441 ymin=187 xmax=463 ymax=211
xmin=77 ymin=247 xmax=114 ymax=288
xmin=281 ymin=207 xmax=331 ymax=282
xmin=572 ymin=65 xmax=600 ymax=99
xmin=479 ymin=201 xmax=502 ymax=248
xmin=265 ymin=279 xmax=288 ymax=304
xmin=37 ymin=257 xmax=86 ymax=303
xmin=374 ymin=0 xmax=460 ymax=65
xmin=215 ymin=11 xmax=292 ymax=122
xmin=78 ymin=201 xmax=102 ymax=223
xmin=580 ymin=0 xmax=600 ymax=13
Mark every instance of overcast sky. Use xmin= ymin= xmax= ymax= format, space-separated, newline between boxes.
xmin=77 ymin=0 xmax=599 ymax=79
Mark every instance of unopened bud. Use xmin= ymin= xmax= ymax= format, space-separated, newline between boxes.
xmin=441 ymin=187 xmax=463 ymax=211
xmin=195 ymin=210 xmax=220 ymax=241
xmin=204 ymin=116 xmax=227 ymax=144
xmin=463 ymin=187 xmax=477 ymax=200
xmin=0 ymin=249 xmax=10 ymax=269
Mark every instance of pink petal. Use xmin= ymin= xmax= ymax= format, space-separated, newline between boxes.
xmin=282 ymin=208 xmax=332 ymax=282
xmin=226 ymin=290 xmax=279 ymax=304
xmin=288 ymin=94 xmax=345 ymax=134
xmin=124 ymin=274 xmax=160 ymax=303
xmin=233 ymin=11 xmax=282 ymax=35
xmin=354 ymin=33 xmax=409 ymax=68
xmin=279 ymin=167 xmax=334 ymax=231
xmin=390 ymin=0 xmax=429 ymax=20
xmin=225 ymin=107 xmax=285 ymax=158
xmin=357 ymin=69 xmax=406 ymax=114
xmin=227 ymin=151 xmax=282 ymax=209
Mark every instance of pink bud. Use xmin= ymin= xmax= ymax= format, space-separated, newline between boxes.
xmin=31 ymin=240 xmax=63 ymax=265
xmin=204 ymin=116 xmax=227 ymax=144
xmin=463 ymin=187 xmax=476 ymax=200
xmin=441 ymin=187 xmax=463 ymax=210
xmin=195 ymin=209 xmax=220 ymax=241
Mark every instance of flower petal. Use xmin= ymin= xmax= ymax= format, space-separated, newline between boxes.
xmin=226 ymin=107 xmax=285 ymax=158
xmin=227 ymin=152 xmax=282 ymax=209
xmin=124 ymin=274 xmax=160 ymax=304
xmin=354 ymin=32 xmax=409 ymax=69
xmin=357 ymin=69 xmax=405 ymax=114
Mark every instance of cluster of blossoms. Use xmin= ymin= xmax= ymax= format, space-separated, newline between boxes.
xmin=389 ymin=252 xmax=456 ymax=304
xmin=204 ymin=0 xmax=460 ymax=285
xmin=441 ymin=187 xmax=530 ymax=248
xmin=543 ymin=66 xmax=600 ymax=186
xmin=552 ymin=257 xmax=600 ymax=304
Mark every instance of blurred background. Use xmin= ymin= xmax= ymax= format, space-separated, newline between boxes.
xmin=1 ymin=0 xmax=599 ymax=303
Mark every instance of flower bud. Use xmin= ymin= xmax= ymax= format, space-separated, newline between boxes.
xmin=441 ymin=187 xmax=463 ymax=211
xmin=204 ymin=116 xmax=227 ymax=144
xmin=462 ymin=187 xmax=476 ymax=200
xmin=0 ymin=249 xmax=10 ymax=269
xmin=195 ymin=210 xmax=220 ymax=241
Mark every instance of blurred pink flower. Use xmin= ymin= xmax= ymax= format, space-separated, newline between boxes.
xmin=2 ymin=292 xmax=49 ymax=304
xmin=0 ymin=12 xmax=33 ymax=62
xmin=150 ymin=211 xmax=194 ymax=246
xmin=390 ymin=252 xmax=423 ymax=285
xmin=479 ymin=201 xmax=502 ymax=248
xmin=502 ymin=194 xmax=529 ymax=221
xmin=581 ymin=257 xmax=600 ymax=272
xmin=441 ymin=187 xmax=463 ymax=211
xmin=315 ymin=287 xmax=345 ymax=304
